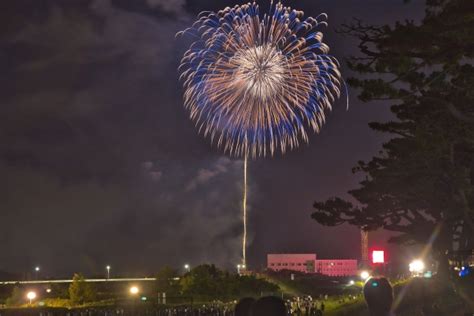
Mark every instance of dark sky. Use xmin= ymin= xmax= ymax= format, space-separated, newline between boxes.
xmin=0 ymin=0 xmax=425 ymax=277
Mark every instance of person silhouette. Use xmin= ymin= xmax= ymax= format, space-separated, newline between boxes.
xmin=235 ymin=297 xmax=256 ymax=316
xmin=251 ymin=296 xmax=287 ymax=316
xmin=363 ymin=277 xmax=394 ymax=316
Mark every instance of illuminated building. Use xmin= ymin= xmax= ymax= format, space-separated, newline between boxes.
xmin=267 ymin=254 xmax=358 ymax=276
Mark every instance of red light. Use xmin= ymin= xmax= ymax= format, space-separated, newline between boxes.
xmin=372 ymin=250 xmax=385 ymax=264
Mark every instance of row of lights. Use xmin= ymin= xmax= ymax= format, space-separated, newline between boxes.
xmin=33 ymin=262 xmax=246 ymax=283
xmin=25 ymin=285 xmax=143 ymax=305
xmin=32 ymin=265 xmax=113 ymax=279
xmin=32 ymin=263 xmax=193 ymax=280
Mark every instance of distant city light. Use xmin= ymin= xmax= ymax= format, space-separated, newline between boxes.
xmin=372 ymin=250 xmax=385 ymax=264
xmin=409 ymin=259 xmax=425 ymax=274
xmin=34 ymin=266 xmax=41 ymax=280
xmin=360 ymin=271 xmax=370 ymax=280
xmin=129 ymin=286 xmax=139 ymax=295
xmin=26 ymin=291 xmax=37 ymax=304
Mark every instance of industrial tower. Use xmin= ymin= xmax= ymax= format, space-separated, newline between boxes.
xmin=361 ymin=229 xmax=369 ymax=266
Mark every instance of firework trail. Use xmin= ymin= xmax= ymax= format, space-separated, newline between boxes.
xmin=178 ymin=1 xmax=343 ymax=266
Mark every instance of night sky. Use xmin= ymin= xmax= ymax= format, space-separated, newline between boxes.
xmin=1 ymin=0 xmax=425 ymax=277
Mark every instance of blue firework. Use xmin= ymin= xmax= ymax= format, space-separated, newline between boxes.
xmin=178 ymin=1 xmax=343 ymax=157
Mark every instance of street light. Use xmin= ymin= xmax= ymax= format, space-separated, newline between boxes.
xmin=184 ymin=264 xmax=190 ymax=272
xmin=409 ymin=259 xmax=425 ymax=275
xmin=349 ymin=280 xmax=355 ymax=285
xmin=26 ymin=291 xmax=37 ymax=305
xmin=129 ymin=286 xmax=139 ymax=295
xmin=129 ymin=285 xmax=140 ymax=312
xmin=106 ymin=265 xmax=111 ymax=279
xmin=360 ymin=271 xmax=370 ymax=280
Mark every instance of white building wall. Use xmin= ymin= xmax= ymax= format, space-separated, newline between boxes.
xmin=267 ymin=254 xmax=317 ymax=273
xmin=267 ymin=254 xmax=357 ymax=276
xmin=316 ymin=259 xmax=358 ymax=276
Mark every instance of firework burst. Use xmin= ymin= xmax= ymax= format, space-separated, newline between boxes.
xmin=178 ymin=1 xmax=343 ymax=158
